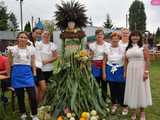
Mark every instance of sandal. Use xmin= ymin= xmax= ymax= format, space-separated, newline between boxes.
xmin=131 ymin=114 xmax=136 ymax=120
xmin=122 ymin=107 xmax=128 ymax=115
xmin=140 ymin=112 xmax=146 ymax=120
xmin=111 ymin=104 xmax=118 ymax=114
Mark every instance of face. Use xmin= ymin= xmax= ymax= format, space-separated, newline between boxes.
xmin=17 ymin=33 xmax=28 ymax=46
xmin=96 ymin=31 xmax=104 ymax=42
xmin=32 ymin=29 xmax=43 ymax=39
xmin=131 ymin=35 xmax=140 ymax=44
xmin=68 ymin=21 xmax=75 ymax=29
xmin=42 ymin=31 xmax=50 ymax=42
xmin=111 ymin=36 xmax=119 ymax=46
xmin=121 ymin=29 xmax=129 ymax=39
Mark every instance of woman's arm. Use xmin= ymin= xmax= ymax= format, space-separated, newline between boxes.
xmin=7 ymin=50 xmax=13 ymax=77
xmin=102 ymin=54 xmax=107 ymax=81
xmin=31 ymin=55 xmax=36 ymax=76
xmin=124 ymin=53 xmax=128 ymax=79
xmin=43 ymin=51 xmax=59 ymax=65
xmin=143 ymin=46 xmax=150 ymax=80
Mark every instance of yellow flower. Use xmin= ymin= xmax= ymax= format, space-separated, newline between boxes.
xmin=81 ymin=112 xmax=90 ymax=119
xmin=79 ymin=50 xmax=89 ymax=57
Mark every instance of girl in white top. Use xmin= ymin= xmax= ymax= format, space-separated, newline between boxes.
xmin=29 ymin=27 xmax=47 ymax=104
xmin=88 ymin=29 xmax=110 ymax=101
xmin=37 ymin=30 xmax=58 ymax=83
xmin=119 ymin=28 xmax=129 ymax=49
xmin=8 ymin=32 xmax=39 ymax=120
xmin=103 ymin=32 xmax=128 ymax=115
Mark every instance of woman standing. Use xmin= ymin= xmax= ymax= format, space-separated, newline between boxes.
xmin=29 ymin=27 xmax=46 ymax=104
xmin=37 ymin=30 xmax=58 ymax=83
xmin=124 ymin=31 xmax=152 ymax=120
xmin=8 ymin=32 xmax=39 ymax=120
xmin=103 ymin=32 xmax=128 ymax=115
xmin=89 ymin=29 xmax=110 ymax=101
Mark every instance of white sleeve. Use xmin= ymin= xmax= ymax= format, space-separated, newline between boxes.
xmin=104 ymin=47 xmax=109 ymax=55
xmin=51 ymin=43 xmax=58 ymax=52
xmin=29 ymin=46 xmax=36 ymax=56
xmin=88 ymin=42 xmax=94 ymax=51
xmin=104 ymin=43 xmax=110 ymax=55
xmin=9 ymin=46 xmax=17 ymax=55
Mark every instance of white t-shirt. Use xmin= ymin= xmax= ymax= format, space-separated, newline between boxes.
xmin=29 ymin=42 xmax=43 ymax=69
xmin=37 ymin=41 xmax=57 ymax=72
xmin=89 ymin=41 xmax=110 ymax=60
xmin=105 ymin=45 xmax=125 ymax=66
xmin=9 ymin=45 xmax=35 ymax=66
xmin=119 ymin=40 xmax=128 ymax=50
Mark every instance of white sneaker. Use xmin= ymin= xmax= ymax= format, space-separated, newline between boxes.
xmin=32 ymin=115 xmax=40 ymax=120
xmin=20 ymin=113 xmax=27 ymax=120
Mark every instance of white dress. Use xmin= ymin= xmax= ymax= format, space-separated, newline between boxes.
xmin=124 ymin=44 xmax=152 ymax=109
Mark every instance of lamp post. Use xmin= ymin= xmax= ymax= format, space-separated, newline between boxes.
xmin=17 ymin=0 xmax=24 ymax=31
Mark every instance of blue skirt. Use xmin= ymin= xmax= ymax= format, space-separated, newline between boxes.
xmin=91 ymin=65 xmax=102 ymax=78
xmin=106 ymin=64 xmax=125 ymax=83
xmin=11 ymin=65 xmax=35 ymax=88
xmin=91 ymin=60 xmax=103 ymax=78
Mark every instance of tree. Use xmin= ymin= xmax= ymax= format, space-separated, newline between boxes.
xmin=44 ymin=20 xmax=56 ymax=34
xmin=129 ymin=0 xmax=146 ymax=32
xmin=24 ymin=21 xmax=31 ymax=32
xmin=155 ymin=27 xmax=160 ymax=43
xmin=9 ymin=12 xmax=18 ymax=31
xmin=0 ymin=5 xmax=8 ymax=30
xmin=104 ymin=14 xmax=113 ymax=29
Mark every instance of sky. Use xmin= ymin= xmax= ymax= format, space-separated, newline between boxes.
xmin=2 ymin=0 xmax=160 ymax=32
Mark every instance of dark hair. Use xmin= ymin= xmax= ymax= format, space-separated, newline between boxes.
xmin=95 ymin=29 xmax=104 ymax=35
xmin=126 ymin=31 xmax=143 ymax=51
xmin=17 ymin=32 xmax=29 ymax=39
xmin=32 ymin=27 xmax=42 ymax=32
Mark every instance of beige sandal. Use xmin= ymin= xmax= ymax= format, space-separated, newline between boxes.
xmin=140 ymin=112 xmax=146 ymax=120
xmin=111 ymin=104 xmax=118 ymax=114
xmin=122 ymin=107 xmax=128 ymax=115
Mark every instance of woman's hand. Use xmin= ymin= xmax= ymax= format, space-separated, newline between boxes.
xmin=42 ymin=60 xmax=49 ymax=65
xmin=124 ymin=72 xmax=127 ymax=80
xmin=143 ymin=71 xmax=149 ymax=81
xmin=102 ymin=73 xmax=106 ymax=81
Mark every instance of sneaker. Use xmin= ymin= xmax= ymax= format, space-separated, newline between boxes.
xmin=122 ymin=108 xmax=128 ymax=115
xmin=111 ymin=104 xmax=118 ymax=114
xmin=20 ymin=113 xmax=27 ymax=120
xmin=32 ymin=115 xmax=40 ymax=120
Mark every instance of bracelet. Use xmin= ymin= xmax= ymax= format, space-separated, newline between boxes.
xmin=145 ymin=70 xmax=149 ymax=73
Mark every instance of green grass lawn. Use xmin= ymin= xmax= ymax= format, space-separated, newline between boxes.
xmin=0 ymin=60 xmax=160 ymax=120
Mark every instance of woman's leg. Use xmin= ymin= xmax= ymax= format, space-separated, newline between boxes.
xmin=95 ymin=77 xmax=107 ymax=101
xmin=131 ymin=109 xmax=137 ymax=120
xmin=36 ymin=68 xmax=47 ymax=104
xmin=140 ymin=107 xmax=146 ymax=120
xmin=109 ymin=82 xmax=118 ymax=114
xmin=15 ymin=88 xmax=26 ymax=114
xmin=37 ymin=80 xmax=47 ymax=103
xmin=101 ymin=79 xmax=108 ymax=101
xmin=26 ymin=87 xmax=37 ymax=116
xmin=117 ymin=82 xmax=128 ymax=115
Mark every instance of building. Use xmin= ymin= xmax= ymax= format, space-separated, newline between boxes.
xmin=0 ymin=31 xmax=17 ymax=52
